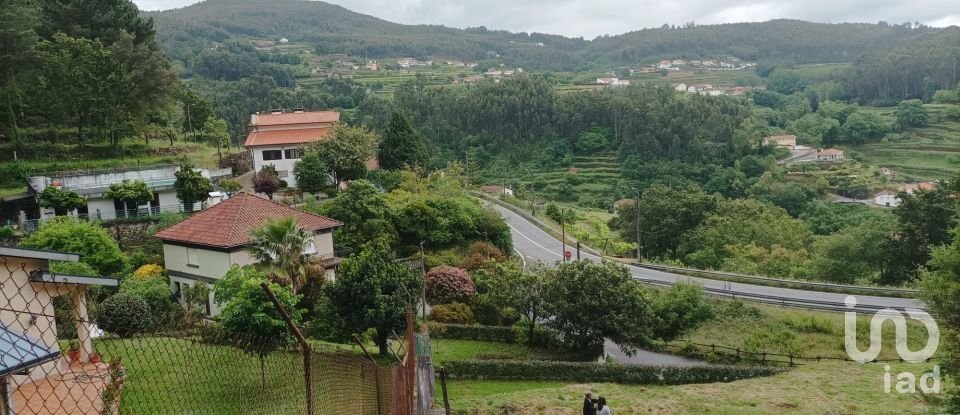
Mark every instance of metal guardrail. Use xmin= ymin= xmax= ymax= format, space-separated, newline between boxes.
xmin=633 ymin=276 xmax=918 ymax=312
xmin=635 ymin=263 xmax=919 ymax=297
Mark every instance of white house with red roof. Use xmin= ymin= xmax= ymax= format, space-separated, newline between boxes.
xmin=244 ymin=109 xmax=340 ymax=187
xmin=154 ymin=192 xmax=341 ymax=316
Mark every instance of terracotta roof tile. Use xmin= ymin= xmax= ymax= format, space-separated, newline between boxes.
xmin=244 ymin=127 xmax=333 ymax=147
xmin=153 ymin=193 xmax=341 ymax=249
xmin=251 ymin=111 xmax=340 ymax=126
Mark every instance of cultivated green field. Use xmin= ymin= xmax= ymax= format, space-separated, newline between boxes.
xmin=852 ymin=104 xmax=960 ymax=180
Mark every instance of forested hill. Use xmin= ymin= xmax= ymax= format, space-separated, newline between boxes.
xmin=148 ymin=0 xmax=588 ymax=70
xmin=148 ymin=0 xmax=939 ymax=70
xmin=589 ymin=20 xmax=937 ymax=64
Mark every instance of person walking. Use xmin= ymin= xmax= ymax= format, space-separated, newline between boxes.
xmin=597 ymin=396 xmax=612 ymax=415
xmin=582 ymin=392 xmax=597 ymax=415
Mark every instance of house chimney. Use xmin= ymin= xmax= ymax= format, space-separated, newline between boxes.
xmin=270 ymin=108 xmax=282 ymax=115
xmin=293 ymin=108 xmax=304 ymax=113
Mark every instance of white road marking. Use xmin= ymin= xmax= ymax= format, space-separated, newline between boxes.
xmin=508 ymin=223 xmax=563 ymax=259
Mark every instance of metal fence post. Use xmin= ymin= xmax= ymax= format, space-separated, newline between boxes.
xmin=261 ymin=283 xmax=314 ymax=415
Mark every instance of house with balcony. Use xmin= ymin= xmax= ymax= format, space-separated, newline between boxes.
xmin=153 ymin=192 xmax=342 ymax=316
xmin=244 ymin=110 xmax=340 ymax=188
xmin=4 ymin=165 xmax=231 ymax=229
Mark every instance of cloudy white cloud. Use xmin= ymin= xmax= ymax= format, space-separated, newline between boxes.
xmin=134 ymin=0 xmax=960 ymax=38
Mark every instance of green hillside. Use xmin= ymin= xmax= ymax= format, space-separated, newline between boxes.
xmin=148 ymin=0 xmax=939 ymax=71
xmin=851 ymin=104 xmax=960 ymax=179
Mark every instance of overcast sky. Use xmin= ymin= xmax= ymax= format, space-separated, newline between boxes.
xmin=135 ymin=0 xmax=960 ymax=39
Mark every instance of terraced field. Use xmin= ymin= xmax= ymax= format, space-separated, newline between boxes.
xmin=852 ymin=104 xmax=960 ymax=180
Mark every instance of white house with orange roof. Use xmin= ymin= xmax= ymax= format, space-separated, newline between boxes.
xmin=154 ymin=192 xmax=342 ymax=317
xmin=244 ymin=109 xmax=340 ymax=187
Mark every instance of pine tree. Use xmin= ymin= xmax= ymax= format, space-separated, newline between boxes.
xmin=378 ymin=112 xmax=426 ymax=170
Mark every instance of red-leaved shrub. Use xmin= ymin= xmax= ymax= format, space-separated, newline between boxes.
xmin=425 ymin=265 xmax=476 ymax=304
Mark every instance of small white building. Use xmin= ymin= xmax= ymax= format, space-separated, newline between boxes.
xmin=763 ymin=135 xmax=798 ymax=149
xmin=23 ymin=165 xmax=230 ymax=224
xmin=816 ymin=148 xmax=845 ymax=161
xmin=597 ymin=78 xmax=630 ymax=87
xmin=154 ymin=192 xmax=342 ymax=317
xmin=673 ymin=83 xmax=687 ymax=92
xmin=244 ymin=109 xmax=340 ymax=187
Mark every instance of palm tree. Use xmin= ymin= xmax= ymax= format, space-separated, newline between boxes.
xmin=248 ymin=217 xmax=320 ymax=294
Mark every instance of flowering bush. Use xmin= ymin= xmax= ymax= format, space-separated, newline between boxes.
xmin=132 ymin=264 xmax=165 ymax=280
xmin=458 ymin=242 xmax=506 ymax=271
xmin=425 ymin=266 xmax=476 ymax=304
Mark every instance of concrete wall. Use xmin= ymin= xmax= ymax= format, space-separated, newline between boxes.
xmin=313 ymin=232 xmax=334 ymax=258
xmin=251 ymin=145 xmax=301 ymax=187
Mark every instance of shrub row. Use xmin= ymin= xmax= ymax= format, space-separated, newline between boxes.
xmin=429 ymin=322 xmax=519 ymax=343
xmin=442 ymin=359 xmax=786 ymax=385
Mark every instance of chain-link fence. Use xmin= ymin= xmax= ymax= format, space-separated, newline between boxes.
xmin=1 ymin=249 xmax=420 ymax=415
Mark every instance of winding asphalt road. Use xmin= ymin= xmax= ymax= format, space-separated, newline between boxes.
xmin=492 ymin=204 xmax=926 ymax=313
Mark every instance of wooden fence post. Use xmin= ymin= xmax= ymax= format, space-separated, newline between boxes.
xmin=440 ymin=367 xmax=451 ymax=415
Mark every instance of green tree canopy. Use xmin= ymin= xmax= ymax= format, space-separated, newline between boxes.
xmin=840 ymin=110 xmax=888 ymax=144
xmin=174 ymin=159 xmax=213 ymax=211
xmin=214 ymin=265 xmax=303 ymax=357
xmin=893 ymin=99 xmax=928 ymax=130
xmin=609 ymin=184 xmax=719 ymax=260
xmin=20 ymin=217 xmax=128 ymax=275
xmin=315 ymin=179 xmax=397 ymax=252
xmin=681 ymin=198 xmax=812 ymax=270
xmin=920 ymin=224 xmax=960 ymax=412
xmin=544 ymin=260 xmax=654 ymax=351
xmin=105 ymin=180 xmax=154 ymax=206
xmin=310 ymin=124 xmax=377 ymax=183
xmin=809 ymin=217 xmax=897 ymax=284
xmin=38 ymin=186 xmax=86 ymax=215
xmin=293 ymin=150 xmax=329 ymax=194
xmin=322 ymin=243 xmax=421 ymax=355
xmin=378 ymin=112 xmax=426 ymax=170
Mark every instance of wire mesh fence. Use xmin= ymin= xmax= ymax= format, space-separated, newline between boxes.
xmin=1 ymin=251 xmax=421 ymax=415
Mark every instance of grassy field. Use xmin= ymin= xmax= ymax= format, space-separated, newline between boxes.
xmin=852 ymin=104 xmax=960 ymax=180
xmin=438 ymin=302 xmax=946 ymax=414
xmin=94 ymin=336 xmax=385 ymax=414
xmin=682 ymin=300 xmax=936 ymax=362
xmin=445 ymin=361 xmax=940 ymax=415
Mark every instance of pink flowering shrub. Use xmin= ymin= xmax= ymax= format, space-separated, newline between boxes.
xmin=425 ymin=265 xmax=476 ymax=304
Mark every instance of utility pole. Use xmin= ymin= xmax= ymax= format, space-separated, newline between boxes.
xmin=528 ymin=170 xmax=536 ymax=216
xmin=185 ymin=104 xmax=193 ymax=143
xmin=561 ymin=208 xmax=566 ymax=261
xmin=419 ymin=241 xmax=427 ymax=321
xmin=635 ymin=189 xmax=642 ymax=263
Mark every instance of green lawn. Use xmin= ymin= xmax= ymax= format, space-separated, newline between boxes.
xmin=445 ymin=361 xmax=940 ymax=415
xmin=0 ymin=138 xmax=227 ymax=188
xmin=432 ymin=339 xmax=540 ymax=364
xmin=95 ymin=336 xmax=385 ymax=414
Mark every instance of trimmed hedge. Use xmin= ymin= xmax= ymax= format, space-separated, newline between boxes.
xmin=429 ymin=322 xmax=519 ymax=343
xmin=443 ymin=360 xmax=786 ymax=385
